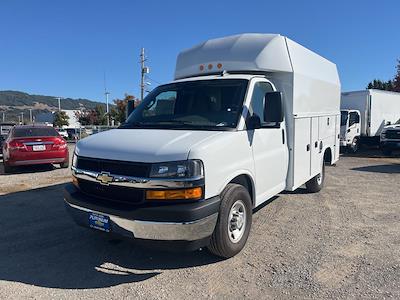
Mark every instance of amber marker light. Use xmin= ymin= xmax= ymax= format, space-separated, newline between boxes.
xmin=199 ymin=65 xmax=204 ymax=71
xmin=217 ymin=63 xmax=223 ymax=69
xmin=146 ymin=187 xmax=203 ymax=201
xmin=72 ymin=176 xmax=79 ymax=188
xmin=208 ymin=64 xmax=213 ymax=70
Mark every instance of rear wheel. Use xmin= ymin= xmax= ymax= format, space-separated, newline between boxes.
xmin=60 ymin=161 xmax=69 ymax=168
xmin=305 ymin=161 xmax=325 ymax=193
xmin=208 ymin=183 xmax=252 ymax=258
xmin=3 ymin=163 xmax=13 ymax=174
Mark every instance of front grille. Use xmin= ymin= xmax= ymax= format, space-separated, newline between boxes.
xmin=76 ymin=156 xmax=150 ymax=177
xmin=386 ymin=130 xmax=400 ymax=140
xmin=78 ymin=179 xmax=145 ymax=204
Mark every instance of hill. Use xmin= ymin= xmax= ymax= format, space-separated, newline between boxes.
xmin=0 ymin=90 xmax=107 ymax=123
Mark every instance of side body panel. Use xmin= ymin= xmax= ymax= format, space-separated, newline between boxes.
xmin=369 ymin=90 xmax=400 ymax=136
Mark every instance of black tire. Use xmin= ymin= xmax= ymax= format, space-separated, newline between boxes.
xmin=3 ymin=163 xmax=13 ymax=174
xmin=382 ymin=149 xmax=392 ymax=156
xmin=60 ymin=161 xmax=69 ymax=168
xmin=305 ymin=162 xmax=325 ymax=193
xmin=207 ymin=183 xmax=252 ymax=258
xmin=349 ymin=138 xmax=359 ymax=153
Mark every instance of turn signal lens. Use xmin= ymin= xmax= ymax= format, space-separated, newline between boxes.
xmin=72 ymin=176 xmax=79 ymax=188
xmin=146 ymin=187 xmax=203 ymax=200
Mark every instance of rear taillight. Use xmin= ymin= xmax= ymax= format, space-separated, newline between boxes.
xmin=8 ymin=140 xmax=26 ymax=151
xmin=52 ymin=138 xmax=67 ymax=149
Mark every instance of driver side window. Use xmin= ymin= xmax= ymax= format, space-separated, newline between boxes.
xmin=249 ymin=81 xmax=274 ymax=125
xmin=349 ymin=112 xmax=359 ymax=126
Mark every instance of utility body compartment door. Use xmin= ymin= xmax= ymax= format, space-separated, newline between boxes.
xmin=293 ymin=117 xmax=312 ymax=188
xmin=310 ymin=117 xmax=321 ymax=177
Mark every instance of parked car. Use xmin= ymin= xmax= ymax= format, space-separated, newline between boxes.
xmin=56 ymin=128 xmax=69 ymax=139
xmin=64 ymin=33 xmax=340 ymax=258
xmin=0 ymin=135 xmax=6 ymax=157
xmin=2 ymin=125 xmax=69 ymax=173
xmin=380 ymin=118 xmax=400 ymax=155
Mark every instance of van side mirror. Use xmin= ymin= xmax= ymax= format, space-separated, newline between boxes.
xmin=264 ymin=92 xmax=283 ymax=123
xmin=246 ymin=115 xmax=261 ymax=130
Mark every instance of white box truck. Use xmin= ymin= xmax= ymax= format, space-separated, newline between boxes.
xmin=65 ymin=34 xmax=340 ymax=258
xmin=341 ymin=90 xmax=400 ymax=152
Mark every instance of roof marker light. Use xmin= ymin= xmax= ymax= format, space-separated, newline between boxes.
xmin=208 ymin=64 xmax=213 ymax=70
xmin=217 ymin=63 xmax=223 ymax=69
xmin=199 ymin=65 xmax=204 ymax=71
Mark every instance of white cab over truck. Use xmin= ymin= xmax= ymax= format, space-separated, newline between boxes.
xmin=65 ymin=34 xmax=340 ymax=258
xmin=341 ymin=89 xmax=400 ymax=152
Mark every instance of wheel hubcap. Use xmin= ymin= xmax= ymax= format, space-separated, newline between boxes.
xmin=228 ymin=200 xmax=246 ymax=243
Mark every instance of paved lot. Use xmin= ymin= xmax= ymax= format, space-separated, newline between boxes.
xmin=0 ymin=146 xmax=399 ymax=299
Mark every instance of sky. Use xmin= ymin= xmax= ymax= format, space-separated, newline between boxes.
xmin=0 ymin=0 xmax=399 ymax=103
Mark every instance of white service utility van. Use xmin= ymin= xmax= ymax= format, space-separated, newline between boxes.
xmin=341 ymin=89 xmax=400 ymax=152
xmin=65 ymin=34 xmax=340 ymax=258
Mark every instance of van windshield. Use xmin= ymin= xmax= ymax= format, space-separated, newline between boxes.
xmin=340 ymin=111 xmax=348 ymax=126
xmin=121 ymin=79 xmax=248 ymax=130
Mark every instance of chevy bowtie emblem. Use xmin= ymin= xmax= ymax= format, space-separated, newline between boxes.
xmin=96 ymin=172 xmax=114 ymax=185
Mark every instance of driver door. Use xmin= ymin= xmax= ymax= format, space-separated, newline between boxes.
xmin=249 ymin=80 xmax=288 ymax=205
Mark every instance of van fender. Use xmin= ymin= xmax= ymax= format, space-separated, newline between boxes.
xmin=217 ymin=169 xmax=256 ymax=206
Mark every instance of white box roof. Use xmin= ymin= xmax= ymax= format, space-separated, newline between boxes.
xmin=175 ymin=33 xmax=293 ymax=79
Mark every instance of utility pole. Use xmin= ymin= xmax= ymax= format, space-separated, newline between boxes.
xmin=29 ymin=109 xmax=33 ymax=123
xmin=56 ymin=97 xmax=63 ymax=111
xmin=105 ymin=91 xmax=110 ymax=126
xmin=2 ymin=112 xmax=4 ymax=122
xmin=21 ymin=112 xmax=24 ymax=124
xmin=104 ymin=72 xmax=110 ymax=126
xmin=140 ymin=48 xmax=150 ymax=102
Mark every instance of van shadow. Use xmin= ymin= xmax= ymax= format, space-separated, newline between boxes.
xmin=0 ymin=184 xmax=222 ymax=289
xmin=351 ymin=164 xmax=400 ymax=174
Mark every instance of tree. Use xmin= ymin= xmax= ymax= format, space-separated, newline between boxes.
xmin=393 ymin=59 xmax=400 ymax=92
xmin=366 ymin=58 xmax=400 ymax=92
xmin=53 ymin=111 xmax=69 ymax=127
xmin=110 ymin=94 xmax=141 ymax=124
xmin=366 ymin=79 xmax=394 ymax=91
xmin=74 ymin=105 xmax=107 ymax=126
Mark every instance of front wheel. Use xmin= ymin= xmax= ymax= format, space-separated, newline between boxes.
xmin=349 ymin=138 xmax=359 ymax=153
xmin=208 ymin=184 xmax=252 ymax=258
xmin=305 ymin=162 xmax=325 ymax=193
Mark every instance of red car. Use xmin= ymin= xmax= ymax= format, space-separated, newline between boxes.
xmin=2 ymin=125 xmax=69 ymax=173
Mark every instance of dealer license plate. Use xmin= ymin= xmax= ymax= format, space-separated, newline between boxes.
xmin=32 ymin=144 xmax=46 ymax=151
xmin=89 ymin=212 xmax=110 ymax=232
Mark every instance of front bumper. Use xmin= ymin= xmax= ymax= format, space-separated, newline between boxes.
xmin=8 ymin=157 xmax=67 ymax=166
xmin=64 ymin=184 xmax=220 ymax=249
xmin=380 ymin=140 xmax=400 ymax=150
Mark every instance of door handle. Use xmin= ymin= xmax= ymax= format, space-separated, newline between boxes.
xmin=306 ymin=144 xmax=310 ymax=151
xmin=282 ymin=129 xmax=285 ymax=144
xmin=314 ymin=141 xmax=318 ymax=148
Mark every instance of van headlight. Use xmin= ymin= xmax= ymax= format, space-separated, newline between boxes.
xmin=149 ymin=160 xmax=204 ymax=179
xmin=72 ymin=152 xmax=78 ymax=168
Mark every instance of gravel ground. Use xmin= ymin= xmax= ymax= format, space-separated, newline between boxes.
xmin=0 ymin=147 xmax=399 ymax=299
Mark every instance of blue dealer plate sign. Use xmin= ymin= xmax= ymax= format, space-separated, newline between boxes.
xmin=89 ymin=212 xmax=110 ymax=232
